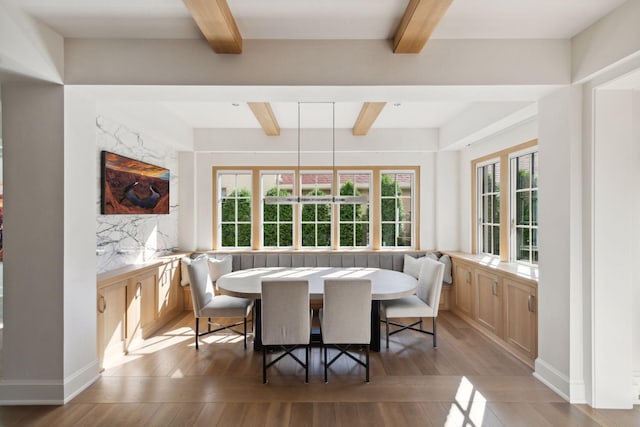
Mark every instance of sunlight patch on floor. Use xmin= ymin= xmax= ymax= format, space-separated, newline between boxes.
xmin=445 ymin=376 xmax=488 ymax=426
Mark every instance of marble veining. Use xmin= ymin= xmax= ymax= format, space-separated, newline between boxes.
xmin=96 ymin=115 xmax=179 ymax=273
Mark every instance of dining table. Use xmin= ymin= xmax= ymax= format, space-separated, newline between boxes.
xmin=217 ymin=266 xmax=418 ymax=351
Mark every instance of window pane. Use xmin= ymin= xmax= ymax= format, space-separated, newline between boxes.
xmin=221 ymin=198 xmax=237 ymax=221
xmin=340 ymin=224 xmax=353 ymax=246
xmin=301 ymin=223 xmax=315 ymax=247
xmin=381 ymin=223 xmax=396 ymax=247
xmin=236 ymin=198 xmax=251 ymax=222
xmin=221 ymin=223 xmax=236 ymax=247
xmin=381 ymin=199 xmax=395 ymax=221
xmin=517 ymin=156 xmax=531 ymax=189
xmin=516 ymin=191 xmax=530 ymax=225
xmin=492 ymin=225 xmax=500 ymax=255
xmin=492 ymin=194 xmax=500 ymax=223
xmin=493 ymin=163 xmax=501 ymax=192
xmin=397 ymin=223 xmax=411 ymax=246
xmin=532 ymin=152 xmax=539 ymax=187
xmin=237 ymin=224 xmax=251 ymax=247
xmin=532 ymin=228 xmax=539 ymax=264
xmin=317 ymin=224 xmax=331 ymax=247
xmin=531 ymin=190 xmax=538 ymax=225
xmin=263 ymin=223 xmax=277 ymax=246
xmin=279 ymin=224 xmax=293 ymax=246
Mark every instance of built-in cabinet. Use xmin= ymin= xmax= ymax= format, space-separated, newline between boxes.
xmin=97 ymin=256 xmax=184 ymax=370
xmin=449 ymin=252 xmax=538 ymax=367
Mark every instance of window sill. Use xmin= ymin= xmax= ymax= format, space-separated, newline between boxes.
xmin=445 ymin=251 xmax=538 ymax=283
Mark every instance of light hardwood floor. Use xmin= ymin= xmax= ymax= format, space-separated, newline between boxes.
xmin=1 ymin=311 xmax=638 ymax=426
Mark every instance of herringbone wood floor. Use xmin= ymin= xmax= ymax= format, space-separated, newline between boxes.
xmin=0 ymin=311 xmax=638 ymax=426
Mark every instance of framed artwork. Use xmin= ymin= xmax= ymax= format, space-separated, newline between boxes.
xmin=101 ymin=151 xmax=170 ymax=214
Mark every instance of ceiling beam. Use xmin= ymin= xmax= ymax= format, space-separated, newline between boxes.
xmin=393 ymin=0 xmax=454 ymax=54
xmin=352 ymin=102 xmax=386 ymax=136
xmin=248 ymin=102 xmax=280 ymax=136
xmin=183 ymin=0 xmax=243 ymax=54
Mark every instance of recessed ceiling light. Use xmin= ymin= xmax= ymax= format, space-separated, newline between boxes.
xmin=393 ymin=103 xmax=402 ymax=107
xmin=232 ymin=103 xmax=240 ymax=107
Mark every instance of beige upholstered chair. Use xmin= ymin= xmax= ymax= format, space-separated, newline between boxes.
xmin=261 ymin=280 xmax=311 ymax=384
xmin=320 ymin=279 xmax=372 ymax=383
xmin=184 ymin=256 xmax=254 ymax=350
xmin=381 ymin=257 xmax=445 ymax=348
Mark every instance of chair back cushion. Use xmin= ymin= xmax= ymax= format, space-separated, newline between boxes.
xmin=184 ymin=256 xmax=215 ymax=317
xmin=417 ymin=258 xmax=445 ymax=316
xmin=261 ymin=280 xmax=310 ymax=346
xmin=322 ymin=279 xmax=372 ymax=344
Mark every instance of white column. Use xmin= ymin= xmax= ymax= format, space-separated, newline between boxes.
xmin=591 ymin=89 xmax=635 ymax=408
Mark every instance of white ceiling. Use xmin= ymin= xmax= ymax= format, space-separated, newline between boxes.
xmin=8 ymin=0 xmax=629 ymax=131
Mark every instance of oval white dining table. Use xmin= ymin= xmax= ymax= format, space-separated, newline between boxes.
xmin=217 ymin=267 xmax=418 ymax=351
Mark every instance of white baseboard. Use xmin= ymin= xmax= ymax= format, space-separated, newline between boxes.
xmin=63 ymin=360 xmax=101 ymax=404
xmin=0 ymin=361 xmax=100 ymax=405
xmin=534 ymin=358 xmax=570 ymax=402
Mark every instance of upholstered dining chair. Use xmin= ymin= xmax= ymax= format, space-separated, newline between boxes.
xmin=183 ymin=256 xmax=254 ymax=350
xmin=381 ymin=257 xmax=445 ymax=348
xmin=320 ymin=279 xmax=372 ymax=383
xmin=261 ymin=280 xmax=311 ymax=384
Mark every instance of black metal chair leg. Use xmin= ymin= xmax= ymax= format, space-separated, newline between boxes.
xmin=195 ymin=318 xmax=199 ymax=350
xmin=324 ymin=346 xmax=328 ymax=383
xmin=433 ymin=317 xmax=437 ymax=348
xmin=263 ymin=347 xmax=267 ymax=384
xmin=208 ymin=317 xmax=211 ymax=332
xmin=365 ymin=345 xmax=370 ymax=383
xmin=244 ymin=316 xmax=247 ymax=349
xmin=305 ymin=346 xmax=309 ymax=383
xmin=385 ymin=318 xmax=389 ymax=348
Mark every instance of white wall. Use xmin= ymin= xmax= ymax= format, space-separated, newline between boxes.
xmin=63 ymin=87 xmax=100 ymax=400
xmin=1 ymin=84 xmax=67 ymax=403
xmin=591 ymin=89 xmax=634 ymax=408
xmin=191 ymin=128 xmax=443 ymax=251
xmin=634 ymin=89 xmax=640 ymax=404
xmin=534 ymin=86 xmax=583 ymax=402
xmin=572 ymin=0 xmax=640 ymax=83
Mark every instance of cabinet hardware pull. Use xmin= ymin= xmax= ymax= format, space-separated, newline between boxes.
xmin=492 ymin=281 xmax=497 ymax=296
xmin=466 ymin=272 xmax=471 ymax=283
xmin=528 ymin=295 xmax=534 ymax=312
xmin=98 ymin=295 xmax=106 ymax=313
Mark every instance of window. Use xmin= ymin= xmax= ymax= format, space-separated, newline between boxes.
xmin=471 ymin=140 xmax=538 ymax=264
xmin=477 ymin=161 xmax=500 ymax=256
xmin=338 ymin=172 xmax=371 ymax=248
xmin=213 ymin=166 xmax=419 ymax=250
xmin=381 ymin=172 xmax=413 ymax=247
xmin=511 ymin=151 xmax=538 ymax=264
xmin=262 ymin=172 xmax=294 ymax=248
xmin=300 ymin=172 xmax=332 ymax=248
xmin=218 ymin=172 xmax=252 ymax=248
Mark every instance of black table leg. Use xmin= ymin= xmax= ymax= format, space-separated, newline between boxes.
xmin=371 ymin=300 xmax=381 ymax=352
xmin=253 ymin=299 xmax=262 ymax=351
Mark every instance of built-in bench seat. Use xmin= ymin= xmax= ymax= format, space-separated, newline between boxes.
xmin=181 ymin=251 xmax=453 ymax=311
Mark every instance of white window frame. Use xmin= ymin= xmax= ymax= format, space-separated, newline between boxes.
xmin=509 ymin=149 xmax=539 ymax=265
xmin=380 ymin=170 xmax=415 ymax=248
xmin=337 ymin=171 xmax=372 ymax=249
xmin=260 ymin=171 xmax=295 ymax=249
xmin=476 ymin=159 xmax=501 ymax=257
xmin=217 ymin=171 xmax=253 ymax=248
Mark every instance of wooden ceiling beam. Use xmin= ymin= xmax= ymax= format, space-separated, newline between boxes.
xmin=183 ymin=0 xmax=243 ymax=53
xmin=248 ymin=102 xmax=280 ymax=136
xmin=393 ymin=0 xmax=454 ymax=54
xmin=352 ymin=102 xmax=386 ymax=136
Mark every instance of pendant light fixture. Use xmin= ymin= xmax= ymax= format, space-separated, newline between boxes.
xmin=264 ymin=102 xmax=367 ymax=205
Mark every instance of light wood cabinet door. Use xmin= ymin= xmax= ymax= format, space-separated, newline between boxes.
xmin=158 ymin=261 xmax=180 ymax=319
xmin=475 ymin=270 xmax=502 ymax=337
xmin=126 ymin=270 xmax=157 ymax=346
xmin=503 ymin=277 xmax=537 ymax=361
xmin=453 ymin=261 xmax=474 ymax=319
xmin=97 ymin=281 xmax=127 ymax=370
